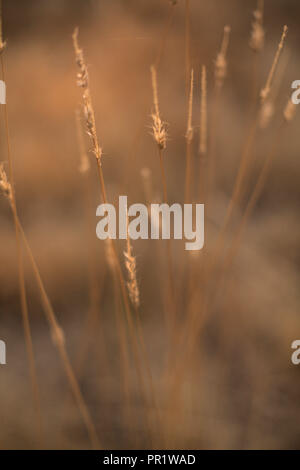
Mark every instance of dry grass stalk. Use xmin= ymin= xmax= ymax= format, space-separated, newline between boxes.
xmin=73 ymin=29 xmax=157 ymax=442
xmin=185 ymin=68 xmax=194 ymax=144
xmin=0 ymin=163 xmax=12 ymax=201
xmin=217 ymin=96 xmax=297 ymax=304
xmin=150 ymin=64 xmax=176 ymax=334
xmin=215 ymin=25 xmax=231 ymax=90
xmin=209 ymin=24 xmax=290 ymax=282
xmin=0 ymin=0 xmax=6 ymax=54
xmin=124 ymin=214 xmax=162 ymax=444
xmin=207 ymin=25 xmax=231 ymax=204
xmin=16 ymin=217 xmax=100 ymax=449
xmin=199 ymin=65 xmax=207 ymax=155
xmin=124 ymin=215 xmax=140 ymax=309
xmin=75 ymin=108 xmax=90 ymax=174
xmin=150 ymin=65 xmax=167 ymax=151
xmin=250 ymin=0 xmax=265 ymax=52
xmin=185 ymin=0 xmax=191 ymax=96
xmin=155 ymin=0 xmax=177 ymax=68
xmin=0 ymin=163 xmax=43 ymax=447
xmin=260 ymin=25 xmax=288 ymax=103
xmin=74 ymin=108 xmax=108 ymax=377
xmin=184 ymin=68 xmax=194 ymax=203
xmin=0 ymin=164 xmax=99 ymax=447
xmin=0 ymin=4 xmax=43 ymax=445
xmin=73 ymin=28 xmax=103 ymax=165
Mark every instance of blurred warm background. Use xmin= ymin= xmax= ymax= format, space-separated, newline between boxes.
xmin=0 ymin=0 xmax=300 ymax=449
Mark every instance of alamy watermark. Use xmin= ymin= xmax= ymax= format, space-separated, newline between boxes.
xmin=0 ymin=80 xmax=6 ymax=104
xmin=96 ymin=196 xmax=204 ymax=251
xmin=291 ymin=340 xmax=300 ymax=365
xmin=291 ymin=80 xmax=300 ymax=105
xmin=0 ymin=340 xmax=6 ymax=365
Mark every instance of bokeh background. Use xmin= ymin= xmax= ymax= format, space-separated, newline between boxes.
xmin=0 ymin=0 xmax=300 ymax=449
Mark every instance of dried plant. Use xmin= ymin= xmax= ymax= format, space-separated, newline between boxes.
xmin=0 ymin=2 xmax=42 ymax=446
xmin=73 ymin=28 xmax=103 ymax=165
xmin=75 ymin=108 xmax=90 ymax=174
xmin=199 ymin=65 xmax=207 ymax=155
xmin=260 ymin=25 xmax=288 ymax=103
xmin=73 ymin=29 xmax=157 ymax=442
xmin=0 ymin=163 xmax=12 ymax=202
xmin=185 ymin=68 xmax=194 ymax=144
xmin=184 ymin=68 xmax=194 ymax=203
xmin=150 ymin=65 xmax=167 ymax=151
xmin=1 ymin=0 xmax=298 ymax=450
xmin=124 ymin=221 xmax=140 ymax=309
xmin=0 ymin=0 xmax=6 ymax=54
xmin=150 ymin=63 xmax=175 ymax=338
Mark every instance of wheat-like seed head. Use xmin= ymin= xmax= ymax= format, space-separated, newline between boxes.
xmin=151 ymin=113 xmax=167 ymax=150
xmin=150 ymin=65 xmax=167 ymax=150
xmin=73 ymin=28 xmax=103 ymax=164
xmin=124 ymin=214 xmax=140 ymax=309
xmin=0 ymin=163 xmax=12 ymax=202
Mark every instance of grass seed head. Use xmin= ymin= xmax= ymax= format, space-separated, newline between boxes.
xmin=215 ymin=25 xmax=231 ymax=89
xmin=250 ymin=7 xmax=265 ymax=52
xmin=73 ymin=28 xmax=103 ymax=163
xmin=0 ymin=163 xmax=12 ymax=202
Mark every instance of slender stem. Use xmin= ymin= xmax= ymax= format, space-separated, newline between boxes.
xmin=158 ymin=147 xmax=176 ymax=333
xmin=185 ymin=0 xmax=191 ymax=98
xmin=1 ymin=52 xmax=43 ymax=447
xmin=16 ymin=216 xmax=100 ymax=449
